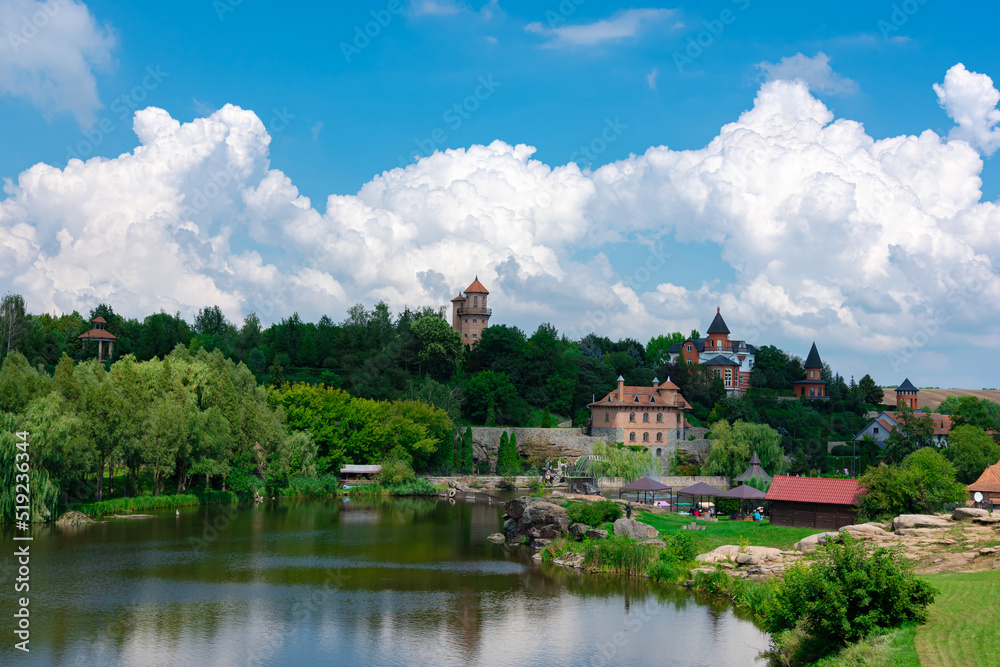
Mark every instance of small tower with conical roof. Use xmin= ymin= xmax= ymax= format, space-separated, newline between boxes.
xmin=451 ymin=277 xmax=491 ymax=346
xmin=706 ymin=307 xmax=730 ymax=352
xmin=792 ymin=342 xmax=827 ymax=399
xmin=896 ymin=378 xmax=918 ymax=410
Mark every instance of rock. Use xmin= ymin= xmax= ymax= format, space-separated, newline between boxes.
xmin=55 ymin=510 xmax=94 ymax=526
xmin=613 ymin=518 xmax=658 ymax=540
xmin=979 ymin=546 xmax=998 ymax=556
xmin=448 ymin=480 xmax=473 ymax=494
xmin=735 ymin=553 xmax=760 ymax=566
xmin=973 ymin=516 xmax=1000 ymax=525
xmin=953 ymin=507 xmax=990 ymax=521
xmin=718 ymin=562 xmax=734 ymax=570
xmin=896 ymin=527 xmax=950 ymax=537
xmin=504 ymin=498 xmax=526 ymax=519
xmin=840 ymin=523 xmax=893 ymax=539
xmin=487 ymin=533 xmax=505 ymax=544
xmin=893 ymin=514 xmax=952 ymax=530
xmin=553 ymin=552 xmax=587 ymax=569
xmin=532 ymin=538 xmax=553 ymax=548
xmin=569 ymin=522 xmax=589 ymax=540
xmin=696 ymin=545 xmax=785 ymax=564
xmin=532 ymin=552 xmax=543 ymax=562
xmin=585 ymin=528 xmax=609 ymax=540
xmin=638 ymin=539 xmax=667 ymax=549
xmin=794 ymin=532 xmax=840 ymax=553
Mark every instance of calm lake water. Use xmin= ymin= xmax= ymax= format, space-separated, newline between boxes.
xmin=2 ymin=497 xmax=770 ymax=666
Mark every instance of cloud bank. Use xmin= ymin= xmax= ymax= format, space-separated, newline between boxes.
xmin=2 ymin=65 xmax=1000 ymax=379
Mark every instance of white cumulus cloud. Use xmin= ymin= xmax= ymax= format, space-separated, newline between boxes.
xmin=526 ymin=8 xmax=673 ymax=47
xmin=756 ymin=52 xmax=858 ymax=95
xmin=934 ymin=63 xmax=1000 ymax=156
xmin=0 ymin=0 xmax=116 ymax=127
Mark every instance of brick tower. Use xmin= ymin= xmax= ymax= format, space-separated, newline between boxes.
xmin=450 ymin=277 xmax=491 ymax=345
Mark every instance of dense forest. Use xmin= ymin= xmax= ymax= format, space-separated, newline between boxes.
xmin=0 ymin=292 xmax=921 ymax=518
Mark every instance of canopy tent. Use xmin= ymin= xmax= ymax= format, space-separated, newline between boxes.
xmin=733 ymin=451 xmax=773 ymax=484
xmin=716 ymin=483 xmax=768 ymax=516
xmin=618 ymin=476 xmax=672 ymax=504
xmin=676 ymin=482 xmax=722 ymax=515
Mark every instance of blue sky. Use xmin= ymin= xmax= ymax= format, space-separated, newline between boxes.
xmin=2 ymin=0 xmax=1000 ymax=388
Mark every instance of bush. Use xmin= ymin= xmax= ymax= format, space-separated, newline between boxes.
xmin=663 ymin=531 xmax=697 ymax=562
xmin=857 ymin=448 xmax=966 ymax=520
xmin=766 ymin=538 xmax=937 ymax=660
xmin=584 ymin=535 xmax=656 ymax=576
xmin=567 ymin=499 xmax=623 ymax=526
xmin=377 ymin=456 xmax=415 ymax=486
xmin=281 ymin=474 xmax=339 ymax=497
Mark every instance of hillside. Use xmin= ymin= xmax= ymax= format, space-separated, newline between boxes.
xmin=880 ymin=387 xmax=1000 ymax=411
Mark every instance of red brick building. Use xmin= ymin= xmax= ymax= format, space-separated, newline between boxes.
xmin=450 ymin=277 xmax=491 ymax=346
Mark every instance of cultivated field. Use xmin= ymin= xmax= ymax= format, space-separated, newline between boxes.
xmin=880 ymin=388 xmax=1000 ymax=410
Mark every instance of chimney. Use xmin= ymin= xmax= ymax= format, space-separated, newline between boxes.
xmin=617 ymin=375 xmax=624 ymax=401
xmin=652 ymin=376 xmax=660 ymax=390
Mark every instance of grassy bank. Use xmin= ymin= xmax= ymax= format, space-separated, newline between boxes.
xmin=71 ymin=490 xmax=239 ymax=515
xmin=914 ymin=571 xmax=1000 ymax=667
xmin=636 ymin=511 xmax=826 ymax=552
xmin=345 ymin=478 xmax=437 ymax=497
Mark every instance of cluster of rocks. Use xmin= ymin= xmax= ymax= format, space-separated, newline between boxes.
xmin=693 ymin=545 xmax=801 ymax=579
xmin=499 ymin=497 xmax=571 ymax=549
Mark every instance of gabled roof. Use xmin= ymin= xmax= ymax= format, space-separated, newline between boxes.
xmin=766 ymin=475 xmax=862 ymax=505
xmin=896 ymin=378 xmax=918 ymax=392
xmin=804 ymin=342 xmax=822 ymax=369
xmin=704 ymin=355 xmax=740 ymax=366
xmin=464 ymin=276 xmax=489 ymax=294
xmin=588 ymin=382 xmax=689 ymax=409
xmin=707 ymin=308 xmax=730 ymax=334
xmin=92 ymin=316 xmax=107 ymax=324
xmin=967 ymin=460 xmax=1000 ymax=493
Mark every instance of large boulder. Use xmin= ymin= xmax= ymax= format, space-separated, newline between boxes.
xmin=585 ymin=528 xmax=609 ymax=540
xmin=613 ymin=517 xmax=658 ymax=540
xmin=953 ymin=507 xmax=990 ymax=521
xmin=696 ymin=545 xmax=785 ymax=564
xmin=504 ymin=498 xmax=525 ymax=519
xmin=504 ymin=496 xmax=570 ymax=548
xmin=840 ymin=523 xmax=893 ymax=540
xmin=55 ymin=511 xmax=94 ymax=526
xmin=569 ymin=522 xmax=589 ymax=540
xmin=893 ymin=514 xmax=952 ymax=530
xmin=794 ymin=532 xmax=841 ymax=553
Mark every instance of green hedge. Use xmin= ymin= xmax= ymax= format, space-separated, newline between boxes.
xmin=71 ymin=490 xmax=239 ymax=515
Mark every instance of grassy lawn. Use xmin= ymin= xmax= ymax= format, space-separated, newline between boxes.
xmin=636 ymin=510 xmax=826 ymax=552
xmin=810 ymin=626 xmax=921 ymax=667
xmin=914 ymin=572 xmax=1000 ymax=667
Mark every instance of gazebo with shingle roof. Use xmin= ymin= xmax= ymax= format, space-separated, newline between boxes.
xmin=78 ymin=316 xmax=117 ymax=362
xmin=733 ymin=451 xmax=773 ymax=485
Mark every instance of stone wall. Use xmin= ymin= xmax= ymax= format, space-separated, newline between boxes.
xmin=471 ymin=427 xmax=599 ymax=470
xmin=600 ymin=475 xmax=730 ymax=490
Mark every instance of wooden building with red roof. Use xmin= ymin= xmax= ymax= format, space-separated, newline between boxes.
xmin=765 ymin=475 xmax=863 ymax=529
xmin=78 ymin=316 xmax=117 ymax=362
xmin=967 ymin=459 xmax=1000 ymax=506
xmin=588 ymin=376 xmax=691 ymax=456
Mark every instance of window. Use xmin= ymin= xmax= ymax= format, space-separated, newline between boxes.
xmin=464 ymin=318 xmax=468 ymax=323
xmin=472 ymin=318 xmax=477 ymax=323
xmin=655 ymin=448 xmax=661 ymax=456
xmin=605 ymin=412 xmax=609 ymax=422
xmin=725 ymin=368 xmax=733 ymax=386
xmin=464 ymin=333 xmax=468 ymax=338
xmin=643 ymin=432 xmax=649 ymax=442
xmin=629 ymin=413 xmax=635 ymax=422
xmin=686 ymin=344 xmax=692 ymax=352
xmin=656 ymin=433 xmax=662 ymax=442
xmin=809 ymin=387 xmax=815 ymax=397
xmin=643 ymin=413 xmax=649 ymax=422
xmin=473 ymin=296 xmax=478 ymax=307
xmin=633 ymin=395 xmax=639 ymax=402
xmin=649 ymin=395 xmax=655 ymax=402
xmin=687 ymin=359 xmax=692 ymax=365
xmin=629 ymin=432 xmax=636 ymax=442
xmin=656 ymin=413 xmax=662 ymax=422
xmin=472 ymin=333 xmax=477 ymax=339
xmin=874 ymin=427 xmax=879 ymax=435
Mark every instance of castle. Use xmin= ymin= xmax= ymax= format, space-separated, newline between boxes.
xmin=450 ymin=277 xmax=491 ymax=345
xmin=667 ymin=308 xmax=756 ymax=392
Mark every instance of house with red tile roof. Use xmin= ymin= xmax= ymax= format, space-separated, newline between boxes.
xmin=967 ymin=459 xmax=1000 ymax=506
xmin=766 ymin=475 xmax=863 ymax=529
xmin=666 ymin=308 xmax=756 ymax=394
xmin=588 ymin=376 xmax=691 ymax=456
xmin=450 ymin=277 xmax=491 ymax=346
xmin=852 ymin=379 xmax=953 ymax=448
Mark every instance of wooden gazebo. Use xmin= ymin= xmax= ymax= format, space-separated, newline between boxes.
xmin=78 ymin=316 xmax=117 ymax=361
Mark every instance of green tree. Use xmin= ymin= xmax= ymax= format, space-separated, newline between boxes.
xmin=705 ymin=420 xmax=784 ymax=479
xmin=884 ymin=404 xmax=935 ymax=463
xmin=646 ymin=332 xmax=685 ymax=366
xmin=461 ymin=426 xmax=474 ymax=474
xmin=858 ymin=448 xmax=966 ymax=519
xmin=410 ymin=315 xmax=463 ymax=376
xmin=945 ymin=424 xmax=1000 ymax=483
xmin=541 ymin=406 xmax=553 ymax=428
xmin=0 ymin=293 xmax=27 ymax=355
xmin=858 ymin=374 xmax=883 ymax=406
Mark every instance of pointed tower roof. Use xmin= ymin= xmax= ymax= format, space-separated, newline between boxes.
xmin=804 ymin=342 xmax=822 ymax=369
xmin=464 ymin=276 xmax=489 ymax=294
xmin=896 ymin=378 xmax=918 ymax=392
xmin=707 ymin=307 xmax=730 ymax=334
xmin=733 ymin=451 xmax=773 ymax=483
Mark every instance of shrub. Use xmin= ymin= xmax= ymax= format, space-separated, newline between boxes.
xmin=377 ymin=456 xmax=415 ymax=486
xmin=281 ymin=474 xmax=339 ymax=497
xmin=584 ymin=536 xmax=656 ymax=576
xmin=663 ymin=531 xmax=696 ymax=562
xmin=567 ymin=499 xmax=623 ymax=526
xmin=857 ymin=448 xmax=966 ymax=520
xmin=766 ymin=538 xmax=937 ymax=660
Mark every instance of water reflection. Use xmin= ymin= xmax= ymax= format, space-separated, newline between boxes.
xmin=0 ymin=498 xmax=769 ymax=666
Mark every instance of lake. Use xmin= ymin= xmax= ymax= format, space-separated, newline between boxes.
xmin=1 ymin=496 xmax=770 ymax=666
